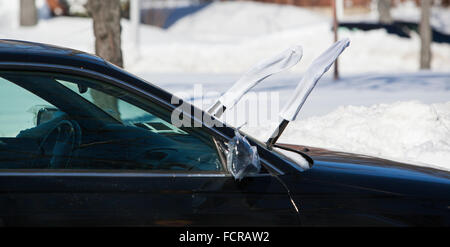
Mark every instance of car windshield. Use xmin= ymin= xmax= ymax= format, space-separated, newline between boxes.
xmin=54 ymin=78 xmax=188 ymax=134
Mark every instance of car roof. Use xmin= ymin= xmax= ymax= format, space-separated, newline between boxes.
xmin=0 ymin=39 xmax=109 ymax=69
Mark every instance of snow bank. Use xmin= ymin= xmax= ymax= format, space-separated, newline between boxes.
xmin=130 ymin=2 xmax=450 ymax=73
xmin=244 ymin=101 xmax=450 ymax=171
xmin=168 ymin=1 xmax=328 ymax=39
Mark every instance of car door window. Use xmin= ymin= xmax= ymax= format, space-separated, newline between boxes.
xmin=0 ymin=71 xmax=223 ymax=172
xmin=0 ymin=77 xmax=57 ymax=137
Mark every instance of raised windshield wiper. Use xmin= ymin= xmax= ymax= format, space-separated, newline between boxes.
xmin=265 ymin=38 xmax=350 ymax=149
xmin=208 ymin=45 xmax=303 ymax=117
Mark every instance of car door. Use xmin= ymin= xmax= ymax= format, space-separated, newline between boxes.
xmin=0 ymin=170 xmax=299 ymax=226
xmin=0 ymin=70 xmax=299 ymax=226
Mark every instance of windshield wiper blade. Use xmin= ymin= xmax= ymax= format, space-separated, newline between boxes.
xmin=208 ymin=45 xmax=303 ymax=117
xmin=266 ymin=38 xmax=351 ymax=149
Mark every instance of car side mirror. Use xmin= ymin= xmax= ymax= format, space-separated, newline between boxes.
xmin=36 ymin=106 xmax=59 ymax=126
xmin=227 ymin=130 xmax=261 ymax=181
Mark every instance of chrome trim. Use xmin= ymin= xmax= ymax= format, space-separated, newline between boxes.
xmin=0 ymin=171 xmax=231 ymax=177
xmin=0 ymin=171 xmax=273 ymax=178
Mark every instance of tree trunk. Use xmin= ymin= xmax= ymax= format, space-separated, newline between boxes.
xmin=87 ymin=0 xmax=123 ymax=67
xmin=377 ymin=0 xmax=392 ymax=24
xmin=20 ymin=0 xmax=38 ymax=26
xmin=420 ymin=0 xmax=432 ymax=70
xmin=86 ymin=0 xmax=123 ymax=120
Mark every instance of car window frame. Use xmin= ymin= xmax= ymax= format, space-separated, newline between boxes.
xmin=0 ymin=69 xmax=228 ymax=175
xmin=0 ymin=62 xmax=289 ymax=177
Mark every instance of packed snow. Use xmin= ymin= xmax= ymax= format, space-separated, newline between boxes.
xmin=0 ymin=1 xmax=449 ymax=171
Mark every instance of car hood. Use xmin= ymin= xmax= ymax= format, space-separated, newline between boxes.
xmin=278 ymin=143 xmax=450 ymax=179
xmin=277 ymin=144 xmax=450 ymax=226
xmin=277 ymin=143 xmax=450 ymax=197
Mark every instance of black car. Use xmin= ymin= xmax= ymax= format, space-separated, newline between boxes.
xmin=0 ymin=39 xmax=448 ymax=226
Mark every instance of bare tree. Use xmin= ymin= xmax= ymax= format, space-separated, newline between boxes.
xmin=419 ymin=0 xmax=432 ymax=69
xmin=20 ymin=0 xmax=38 ymax=26
xmin=377 ymin=0 xmax=392 ymax=24
xmin=86 ymin=0 xmax=123 ymax=120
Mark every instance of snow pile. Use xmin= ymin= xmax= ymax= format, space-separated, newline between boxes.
xmin=168 ymin=1 xmax=328 ymax=39
xmin=131 ymin=25 xmax=450 ymax=74
xmin=243 ymin=101 xmax=450 ymax=171
xmin=131 ymin=1 xmax=450 ymax=73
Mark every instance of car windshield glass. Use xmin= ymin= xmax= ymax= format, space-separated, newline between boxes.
xmin=55 ymin=78 xmax=186 ymax=134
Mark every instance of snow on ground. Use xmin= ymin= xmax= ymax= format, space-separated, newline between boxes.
xmin=168 ymin=1 xmax=327 ymax=39
xmin=0 ymin=1 xmax=449 ymax=170
xmin=129 ymin=1 xmax=450 ymax=74
xmin=243 ymin=101 xmax=450 ymax=172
